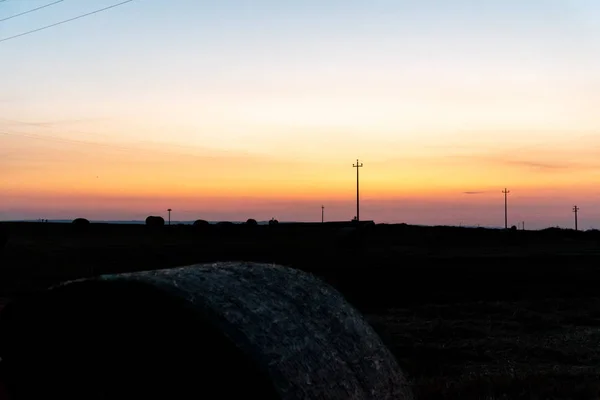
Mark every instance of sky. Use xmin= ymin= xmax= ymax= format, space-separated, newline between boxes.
xmin=1 ymin=0 xmax=600 ymax=228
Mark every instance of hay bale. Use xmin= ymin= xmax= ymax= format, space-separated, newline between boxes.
xmin=215 ymin=221 xmax=236 ymax=235
xmin=216 ymin=221 xmax=234 ymax=226
xmin=0 ymin=262 xmax=412 ymax=400
xmin=192 ymin=219 xmax=211 ymax=234
xmin=192 ymin=219 xmax=210 ymax=227
xmin=145 ymin=215 xmax=164 ymax=227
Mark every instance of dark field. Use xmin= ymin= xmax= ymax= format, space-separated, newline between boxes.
xmin=2 ymin=221 xmax=600 ymax=399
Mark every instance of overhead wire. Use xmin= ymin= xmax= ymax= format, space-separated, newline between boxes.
xmin=0 ymin=0 xmax=64 ymax=23
xmin=0 ymin=0 xmax=134 ymax=43
xmin=0 ymin=0 xmax=271 ymax=166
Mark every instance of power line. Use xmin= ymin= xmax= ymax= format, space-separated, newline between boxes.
xmin=0 ymin=0 xmax=64 ymax=23
xmin=0 ymin=0 xmax=134 ymax=44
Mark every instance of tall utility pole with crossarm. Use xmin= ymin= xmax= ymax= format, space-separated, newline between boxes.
xmin=353 ymin=159 xmax=363 ymax=223
xmin=573 ymin=205 xmax=579 ymax=231
xmin=502 ymin=188 xmax=510 ymax=229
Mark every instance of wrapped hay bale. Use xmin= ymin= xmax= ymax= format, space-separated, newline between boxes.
xmin=144 ymin=215 xmax=164 ymax=227
xmin=0 ymin=262 xmax=412 ymax=400
xmin=192 ymin=219 xmax=210 ymax=227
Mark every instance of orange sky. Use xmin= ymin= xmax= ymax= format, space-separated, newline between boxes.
xmin=3 ymin=127 xmax=600 ymax=228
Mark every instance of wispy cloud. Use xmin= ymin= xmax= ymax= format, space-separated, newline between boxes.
xmin=0 ymin=117 xmax=112 ymax=128
xmin=463 ymin=191 xmax=486 ymax=195
xmin=441 ymin=152 xmax=600 ymax=172
xmin=503 ymin=160 xmax=571 ymax=170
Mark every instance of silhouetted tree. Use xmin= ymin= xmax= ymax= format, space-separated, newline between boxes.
xmin=145 ymin=216 xmax=165 ymax=227
xmin=246 ymin=219 xmax=258 ymax=226
xmin=268 ymin=218 xmax=279 ymax=226
xmin=72 ymin=218 xmax=90 ymax=225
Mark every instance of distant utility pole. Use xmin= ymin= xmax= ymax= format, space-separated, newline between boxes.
xmin=321 ymin=205 xmax=324 ymax=223
xmin=353 ymin=159 xmax=363 ymax=223
xmin=502 ymin=188 xmax=510 ymax=229
xmin=167 ymin=208 xmax=172 ymax=225
xmin=573 ymin=205 xmax=579 ymax=231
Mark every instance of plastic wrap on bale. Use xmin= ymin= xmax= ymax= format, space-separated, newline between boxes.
xmin=0 ymin=262 xmax=412 ymax=400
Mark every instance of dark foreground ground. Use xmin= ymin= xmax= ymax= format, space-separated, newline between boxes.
xmin=2 ymin=221 xmax=600 ymax=399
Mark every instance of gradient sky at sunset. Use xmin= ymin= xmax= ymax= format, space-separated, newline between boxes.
xmin=2 ymin=0 xmax=600 ymax=228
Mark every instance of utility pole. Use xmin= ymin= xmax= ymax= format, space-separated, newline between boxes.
xmin=573 ymin=205 xmax=579 ymax=231
xmin=321 ymin=205 xmax=324 ymax=223
xmin=353 ymin=159 xmax=363 ymax=223
xmin=167 ymin=208 xmax=172 ymax=225
xmin=502 ymin=188 xmax=510 ymax=229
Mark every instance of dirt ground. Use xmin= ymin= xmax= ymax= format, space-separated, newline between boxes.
xmin=2 ymin=222 xmax=600 ymax=399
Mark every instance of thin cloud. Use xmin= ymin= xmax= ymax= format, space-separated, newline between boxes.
xmin=463 ymin=191 xmax=486 ymax=195
xmin=441 ymin=153 xmax=600 ymax=172
xmin=0 ymin=117 xmax=112 ymax=128
xmin=503 ymin=160 xmax=570 ymax=170
xmin=502 ymin=158 xmax=600 ymax=171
